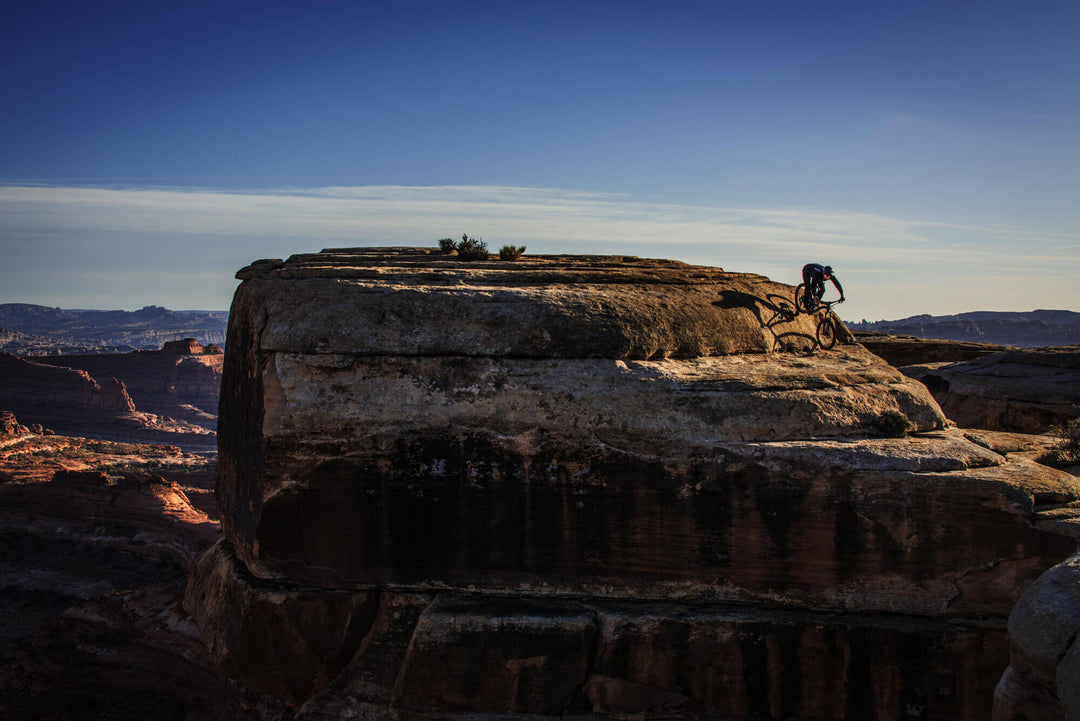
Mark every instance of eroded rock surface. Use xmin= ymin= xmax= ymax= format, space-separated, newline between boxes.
xmin=0 ymin=430 xmax=216 ymax=667
xmin=994 ymin=551 xmax=1080 ymax=721
xmin=185 ymin=248 xmax=1080 ymax=720
xmin=0 ymin=348 xmax=218 ymax=448
xmin=855 ymin=330 xmax=1011 ymax=367
xmin=901 ymin=346 xmax=1080 ymax=434
xmin=31 ymin=338 xmax=223 ymax=432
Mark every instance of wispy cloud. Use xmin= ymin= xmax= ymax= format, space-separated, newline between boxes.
xmin=0 ymin=184 xmax=1075 ymax=318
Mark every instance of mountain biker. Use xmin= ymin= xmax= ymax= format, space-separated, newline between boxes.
xmin=801 ymin=263 xmax=845 ymax=311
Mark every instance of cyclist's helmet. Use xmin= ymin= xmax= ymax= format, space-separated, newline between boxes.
xmin=823 ymin=265 xmax=833 ymax=276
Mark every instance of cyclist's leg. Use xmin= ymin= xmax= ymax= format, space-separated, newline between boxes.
xmin=801 ymin=267 xmax=814 ymax=310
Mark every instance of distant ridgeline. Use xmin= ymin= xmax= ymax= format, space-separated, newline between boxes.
xmin=850 ymin=310 xmax=1080 ymax=348
xmin=0 ymin=303 xmax=229 ymax=355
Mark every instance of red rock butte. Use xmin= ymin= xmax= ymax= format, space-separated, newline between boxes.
xmin=185 ymin=248 xmax=1080 ymax=719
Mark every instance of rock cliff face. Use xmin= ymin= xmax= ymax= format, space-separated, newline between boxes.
xmin=0 ymin=352 xmax=138 ymax=427
xmin=186 ymin=248 xmax=1080 ymax=720
xmin=1 ymin=341 xmax=221 ymax=448
xmin=854 ymin=330 xmax=1011 ymax=367
xmin=900 ymin=347 xmax=1080 ymax=434
xmin=31 ymin=340 xmax=223 ymax=432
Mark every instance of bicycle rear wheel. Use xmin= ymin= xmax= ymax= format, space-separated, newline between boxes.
xmin=817 ymin=314 xmax=837 ymax=349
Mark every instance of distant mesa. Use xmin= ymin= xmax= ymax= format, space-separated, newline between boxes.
xmin=161 ymin=338 xmax=223 ymax=355
xmin=0 ymin=303 xmax=228 ymax=356
xmin=851 ymin=310 xmax=1080 ymax=348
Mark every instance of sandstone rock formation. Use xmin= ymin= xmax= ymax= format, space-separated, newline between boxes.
xmin=994 ymin=551 xmax=1080 ymax=720
xmin=182 ymin=248 xmax=1080 ymax=720
xmin=855 ymin=330 xmax=1011 ymax=367
xmin=32 ymin=340 xmax=223 ymax=433
xmin=0 ymin=349 xmax=218 ymax=448
xmin=901 ymin=346 xmax=1080 ymax=434
xmin=0 ymin=410 xmax=29 ymax=439
xmin=0 ymin=430 xmax=218 ymax=718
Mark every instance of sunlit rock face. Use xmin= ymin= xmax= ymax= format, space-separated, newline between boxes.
xmin=187 ymin=248 xmax=1080 ymax=719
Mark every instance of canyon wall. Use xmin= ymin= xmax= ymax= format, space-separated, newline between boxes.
xmin=0 ymin=341 xmax=221 ymax=448
xmin=901 ymin=347 xmax=1080 ymax=434
xmin=31 ymin=339 xmax=223 ymax=429
xmin=854 ymin=330 xmax=1011 ymax=367
xmin=0 ymin=352 xmax=138 ymax=429
xmin=185 ymin=248 xmax=1080 ymax=720
xmin=0 ymin=416 xmax=224 ymax=720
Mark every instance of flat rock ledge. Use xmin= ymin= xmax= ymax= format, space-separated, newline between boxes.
xmin=187 ymin=248 xmax=1080 ymax=719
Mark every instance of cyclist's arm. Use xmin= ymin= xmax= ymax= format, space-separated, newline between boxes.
xmin=830 ymin=276 xmax=845 ymax=301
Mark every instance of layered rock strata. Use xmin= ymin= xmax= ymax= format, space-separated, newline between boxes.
xmin=187 ymin=248 xmax=1080 ymax=720
xmin=854 ymin=330 xmax=1011 ymax=367
xmin=901 ymin=347 xmax=1080 ymax=434
xmin=31 ymin=340 xmax=223 ymax=431
xmin=0 ymin=351 xmax=216 ymax=447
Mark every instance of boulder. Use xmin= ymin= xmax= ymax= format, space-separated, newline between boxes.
xmin=186 ymin=248 xmax=1080 ymax=718
xmin=994 ymin=552 xmax=1080 ymax=720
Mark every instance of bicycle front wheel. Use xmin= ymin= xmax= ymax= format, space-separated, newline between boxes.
xmin=793 ymin=284 xmax=806 ymax=315
xmin=817 ymin=315 xmax=837 ymax=349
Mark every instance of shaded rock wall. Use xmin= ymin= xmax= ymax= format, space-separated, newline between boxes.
xmin=1 ymin=346 xmax=220 ymax=448
xmin=854 ymin=330 xmax=1011 ymax=367
xmin=187 ymin=248 xmax=1080 ymax=720
xmin=31 ymin=344 xmax=223 ymax=427
xmin=901 ymin=347 xmax=1080 ymax=434
xmin=993 ymin=551 xmax=1080 ymax=720
xmin=0 ymin=352 xmax=137 ymax=430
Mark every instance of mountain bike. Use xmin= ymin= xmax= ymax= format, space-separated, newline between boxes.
xmin=793 ymin=284 xmax=843 ymax=349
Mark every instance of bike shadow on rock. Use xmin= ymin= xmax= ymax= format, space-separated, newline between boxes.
xmin=713 ymin=289 xmax=834 ymax=352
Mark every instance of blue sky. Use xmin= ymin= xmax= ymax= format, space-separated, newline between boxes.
xmin=1 ymin=0 xmax=1076 ymax=320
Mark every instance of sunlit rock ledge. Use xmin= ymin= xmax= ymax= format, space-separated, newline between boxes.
xmin=186 ymin=248 xmax=1080 ymax=718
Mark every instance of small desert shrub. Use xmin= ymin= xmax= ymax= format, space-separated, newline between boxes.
xmin=872 ymin=410 xmax=912 ymax=438
xmin=499 ymin=244 xmax=526 ymax=261
xmin=1048 ymin=418 xmax=1080 ymax=464
xmin=437 ymin=238 xmax=456 ymax=253
xmin=455 ymin=234 xmax=489 ymax=261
